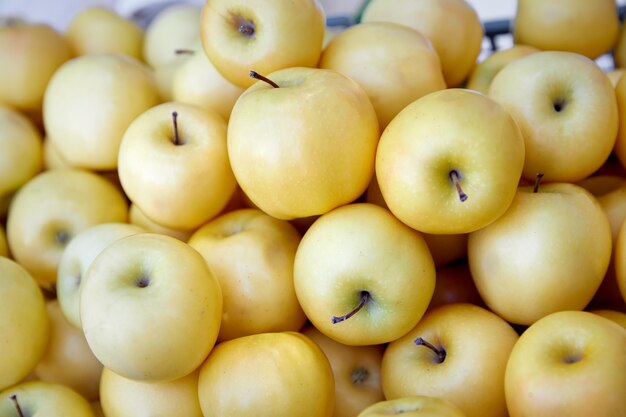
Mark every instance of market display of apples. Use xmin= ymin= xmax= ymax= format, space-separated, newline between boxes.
xmin=2 ymin=0 xmax=626 ymax=415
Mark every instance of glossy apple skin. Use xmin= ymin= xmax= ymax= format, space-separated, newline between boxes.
xmin=0 ymin=381 xmax=95 ymax=417
xmin=357 ymin=396 xmax=467 ymax=417
xmin=466 ymin=44 xmax=538 ymax=94
xmin=505 ymin=311 xmax=626 ymax=417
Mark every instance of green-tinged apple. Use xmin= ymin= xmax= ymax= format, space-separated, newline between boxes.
xmin=505 ymin=311 xmax=626 ymax=417
xmin=0 ymin=105 xmax=42 ymax=217
xmin=34 ymin=300 xmax=103 ymax=401
xmin=465 ymin=44 xmax=539 ymax=94
xmin=376 ymin=88 xmax=525 ymax=234
xmin=57 ymin=222 xmax=145 ymax=329
xmin=43 ymin=53 xmax=160 ymax=170
xmin=100 ymin=368 xmax=203 ymax=417
xmin=118 ymin=101 xmax=237 ymax=230
xmin=294 ymin=203 xmax=435 ymax=346
xmin=7 ymin=168 xmax=128 ymax=289
xmin=357 ymin=396 xmax=467 ymax=417
xmin=200 ymin=0 xmax=325 ymax=88
xmin=66 ymin=6 xmax=144 ymax=60
xmin=489 ymin=51 xmax=618 ymax=183
xmin=143 ymin=4 xmax=201 ymax=68
xmin=80 ymin=233 xmax=222 ymax=382
xmin=0 ymin=225 xmax=7 ymax=257
xmin=319 ymin=21 xmax=445 ymax=129
xmin=0 ymin=257 xmax=49 ymax=391
xmin=301 ymin=324 xmax=385 ymax=417
xmin=428 ymin=261 xmax=484 ymax=311
xmin=469 ymin=182 xmax=612 ymax=325
xmin=0 ymin=381 xmax=95 ymax=417
xmin=128 ymin=204 xmax=194 ymax=242
xmin=188 ymin=208 xmax=306 ymax=341
xmin=514 ymin=0 xmax=619 ymax=59
xmin=382 ymin=303 xmax=519 ymax=417
xmin=198 ymin=331 xmax=334 ymax=417
xmin=615 ymin=219 xmax=626 ymax=302
xmin=228 ymin=67 xmax=379 ymax=220
xmin=590 ymin=309 xmax=626 ymax=329
xmin=361 ymin=0 xmax=483 ymax=87
xmin=0 ymin=22 xmax=73 ymax=115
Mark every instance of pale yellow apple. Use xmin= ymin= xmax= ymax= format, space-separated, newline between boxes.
xmin=100 ymin=368 xmax=203 ymax=417
xmin=376 ymin=88 xmax=525 ymax=234
xmin=153 ymin=54 xmax=191 ymax=101
xmin=505 ymin=311 xmax=626 ymax=416
xmin=489 ymin=51 xmax=618 ymax=183
xmin=0 ymin=257 xmax=49 ymax=391
xmin=57 ymin=222 xmax=145 ymax=329
xmin=590 ymin=309 xmax=626 ymax=329
xmin=200 ymin=0 xmax=325 ymax=88
xmin=34 ymin=300 xmax=103 ymax=401
xmin=0 ymin=381 xmax=95 ymax=417
xmin=118 ymin=101 xmax=237 ymax=230
xmin=514 ymin=0 xmax=619 ymax=59
xmin=43 ymin=53 xmax=161 ymax=170
xmin=66 ymin=6 xmax=144 ymax=60
xmin=361 ymin=0 xmax=483 ymax=87
xmin=128 ymin=204 xmax=194 ymax=242
xmin=358 ymin=396 xmax=467 ymax=417
xmin=6 ymin=168 xmax=129 ymax=288
xmin=0 ymin=105 xmax=43 ymax=217
xmin=319 ymin=21 xmax=445 ymax=129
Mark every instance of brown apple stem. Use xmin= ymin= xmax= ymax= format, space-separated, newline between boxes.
xmin=332 ymin=291 xmax=370 ymax=324
xmin=532 ymin=173 xmax=544 ymax=193
xmin=351 ymin=367 xmax=370 ymax=385
xmin=10 ymin=395 xmax=25 ymax=417
xmin=449 ymin=170 xmax=468 ymax=202
xmin=414 ymin=337 xmax=446 ymax=363
xmin=249 ymin=71 xmax=279 ymax=88
xmin=172 ymin=111 xmax=180 ymax=146
xmin=174 ymin=49 xmax=195 ymax=55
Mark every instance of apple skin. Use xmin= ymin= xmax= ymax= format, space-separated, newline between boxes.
xmin=589 ymin=309 xmax=626 ymax=329
xmin=200 ymin=0 xmax=325 ymax=88
xmin=357 ymin=396 xmax=467 ymax=417
xmin=0 ymin=381 xmax=95 ymax=417
xmin=505 ymin=311 xmax=626 ymax=417
xmin=128 ymin=204 xmax=194 ymax=242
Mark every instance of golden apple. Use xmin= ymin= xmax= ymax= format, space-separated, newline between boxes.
xmin=0 ymin=381 xmax=95 ymax=417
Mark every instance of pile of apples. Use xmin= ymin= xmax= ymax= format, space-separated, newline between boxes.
xmin=2 ymin=0 xmax=626 ymax=416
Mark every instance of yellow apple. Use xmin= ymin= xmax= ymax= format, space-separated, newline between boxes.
xmin=505 ymin=311 xmax=626 ymax=416
xmin=0 ymin=381 xmax=95 ymax=417
xmin=198 ymin=331 xmax=334 ymax=417
xmin=357 ymin=396 xmax=467 ymax=417
xmin=6 ymin=168 xmax=129 ymax=288
xmin=128 ymin=204 xmax=194 ymax=242
xmin=514 ymin=0 xmax=619 ymax=59
xmin=590 ymin=309 xmax=626 ymax=329
xmin=43 ymin=53 xmax=161 ymax=170
xmin=319 ymin=21 xmax=445 ymax=129
xmin=228 ymin=67 xmax=379 ymax=220
xmin=361 ymin=0 xmax=483 ymax=87
xmin=200 ymin=0 xmax=325 ymax=88
xmin=489 ymin=51 xmax=618 ymax=183
xmin=376 ymin=88 xmax=525 ymax=234
xmin=611 ymin=72 xmax=626 ymax=169
xmin=153 ymin=54 xmax=191 ymax=101
xmin=42 ymin=136 xmax=70 ymax=170
xmin=0 ymin=257 xmax=49 ymax=391
xmin=66 ymin=6 xmax=144 ymax=60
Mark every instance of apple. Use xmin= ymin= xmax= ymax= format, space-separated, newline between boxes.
xmin=56 ymin=222 xmax=145 ymax=329
xmin=0 ymin=257 xmax=49 ymax=391
xmin=514 ymin=0 xmax=619 ymax=59
xmin=319 ymin=21 xmax=446 ymax=129
xmin=187 ymin=208 xmax=306 ymax=341
xmin=6 ymin=168 xmax=129 ymax=289
xmin=80 ymin=233 xmax=222 ymax=382
xmin=301 ymin=324 xmax=385 ymax=417
xmin=361 ymin=0 xmax=483 ymax=87
xmin=468 ymin=182 xmax=612 ymax=325
xmin=0 ymin=105 xmax=42 ymax=217
xmin=589 ymin=309 xmax=626 ymax=329
xmin=357 ymin=396 xmax=467 ymax=417
xmin=197 ymin=331 xmax=334 ymax=417
xmin=43 ymin=53 xmax=161 ymax=170
xmin=376 ymin=88 xmax=525 ymax=234
xmin=427 ymin=261 xmax=484 ymax=311
xmin=65 ymin=6 xmax=144 ymax=60
xmin=153 ymin=53 xmax=191 ymax=101
xmin=128 ymin=203 xmax=194 ymax=242
xmin=200 ymin=0 xmax=325 ymax=88
xmin=227 ymin=67 xmax=379 ymax=220
xmin=118 ymin=101 xmax=237 ymax=230
xmin=505 ymin=310 xmax=626 ymax=417
xmin=488 ymin=51 xmax=618 ymax=183
xmin=294 ymin=203 xmax=435 ymax=346
xmin=0 ymin=381 xmax=95 ymax=417
xmin=100 ymin=368 xmax=203 ymax=417
xmin=42 ymin=136 xmax=70 ymax=170
xmin=34 ymin=300 xmax=103 ymax=401
xmin=611 ymin=72 xmax=626 ymax=169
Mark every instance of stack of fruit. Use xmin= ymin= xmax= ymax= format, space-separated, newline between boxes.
xmin=1 ymin=0 xmax=626 ymax=416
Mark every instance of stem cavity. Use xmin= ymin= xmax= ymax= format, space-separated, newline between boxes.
xmin=351 ymin=367 xmax=370 ymax=385
xmin=449 ymin=170 xmax=468 ymax=202
xmin=249 ymin=71 xmax=280 ymax=88
xmin=533 ymin=173 xmax=544 ymax=193
xmin=414 ymin=337 xmax=446 ymax=364
xmin=332 ymin=291 xmax=370 ymax=324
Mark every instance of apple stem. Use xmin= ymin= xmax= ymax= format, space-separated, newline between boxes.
xmin=172 ymin=111 xmax=180 ymax=146
xmin=332 ymin=290 xmax=370 ymax=324
xmin=249 ymin=71 xmax=280 ymax=88
xmin=449 ymin=170 xmax=468 ymax=202
xmin=174 ymin=49 xmax=195 ymax=55
xmin=10 ymin=395 xmax=25 ymax=417
xmin=414 ymin=337 xmax=446 ymax=363
xmin=351 ymin=367 xmax=370 ymax=385
xmin=532 ymin=173 xmax=544 ymax=193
